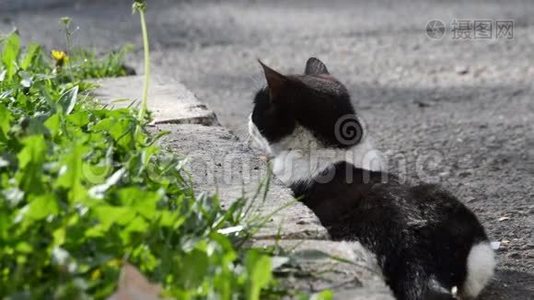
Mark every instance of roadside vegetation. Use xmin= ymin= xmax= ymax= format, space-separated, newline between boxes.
xmin=0 ymin=28 xmax=283 ymax=299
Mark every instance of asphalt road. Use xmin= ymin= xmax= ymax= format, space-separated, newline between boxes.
xmin=1 ymin=0 xmax=533 ymax=298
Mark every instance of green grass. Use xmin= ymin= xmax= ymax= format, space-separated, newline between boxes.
xmin=66 ymin=46 xmax=135 ymax=80
xmin=0 ymin=33 xmax=281 ymax=299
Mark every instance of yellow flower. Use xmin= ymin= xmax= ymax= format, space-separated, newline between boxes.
xmin=51 ymin=50 xmax=69 ymax=67
xmin=106 ymin=258 xmax=122 ymax=268
xmin=90 ymin=268 xmax=102 ymax=280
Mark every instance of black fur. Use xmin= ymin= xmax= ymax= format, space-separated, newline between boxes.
xmin=305 ymin=57 xmax=330 ymax=75
xmin=291 ymin=162 xmax=488 ymax=300
xmin=250 ymin=58 xmax=493 ymax=300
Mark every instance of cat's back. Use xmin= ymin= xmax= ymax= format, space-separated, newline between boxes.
xmin=296 ymin=162 xmax=486 ymax=240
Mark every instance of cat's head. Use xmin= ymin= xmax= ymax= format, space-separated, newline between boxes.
xmin=248 ymin=58 xmax=384 ymax=184
xmin=249 ymin=57 xmax=365 ymax=156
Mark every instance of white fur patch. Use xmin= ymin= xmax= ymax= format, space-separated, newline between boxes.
xmin=270 ymin=125 xmax=384 ymax=186
xmin=462 ymin=242 xmax=496 ymax=298
xmin=248 ymin=117 xmax=385 ymax=186
xmin=248 ymin=114 xmax=272 ymax=155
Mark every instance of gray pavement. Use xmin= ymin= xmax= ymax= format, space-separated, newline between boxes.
xmin=1 ymin=0 xmax=533 ymax=298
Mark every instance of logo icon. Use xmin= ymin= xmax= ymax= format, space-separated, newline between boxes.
xmin=335 ymin=115 xmax=363 ymax=146
xmin=426 ymin=20 xmax=446 ymax=39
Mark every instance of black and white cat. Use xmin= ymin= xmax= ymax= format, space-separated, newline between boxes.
xmin=248 ymin=58 xmax=495 ymax=300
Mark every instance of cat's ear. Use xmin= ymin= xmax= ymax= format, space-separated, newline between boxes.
xmin=258 ymin=60 xmax=288 ymax=101
xmin=305 ymin=57 xmax=329 ymax=75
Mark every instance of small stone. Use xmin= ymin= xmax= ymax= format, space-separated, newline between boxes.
xmin=414 ymin=100 xmax=431 ymax=108
xmin=459 ymin=170 xmax=473 ymax=178
xmin=473 ymin=67 xmax=487 ymax=77
xmin=455 ymin=66 xmax=469 ymax=75
xmin=465 ymin=196 xmax=477 ymax=203
xmin=498 ymin=216 xmax=510 ymax=222
xmin=512 ymin=89 xmax=523 ymax=97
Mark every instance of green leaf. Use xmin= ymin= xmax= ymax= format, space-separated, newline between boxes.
xmin=2 ymin=33 xmax=20 ymax=79
xmin=181 ymin=248 xmax=209 ymax=289
xmin=116 ymin=187 xmax=159 ymax=219
xmin=56 ymin=142 xmax=87 ymax=202
xmin=0 ymin=103 xmax=12 ymax=139
xmin=58 ymin=86 xmax=79 ymax=115
xmin=67 ymin=111 xmax=90 ymax=127
xmin=82 ymin=161 xmax=112 ymax=185
xmin=53 ymin=227 xmax=66 ymax=246
xmin=310 ymin=290 xmax=334 ymax=300
xmin=26 ymin=193 xmax=59 ymax=220
xmin=44 ymin=113 xmax=61 ymax=137
xmin=21 ymin=43 xmax=41 ymax=70
xmin=124 ymin=216 xmax=149 ymax=233
xmin=16 ymin=135 xmax=47 ymax=193
xmin=158 ymin=211 xmax=185 ymax=230
xmin=245 ymin=250 xmax=272 ymax=300
xmin=93 ymin=205 xmax=136 ymax=229
xmin=93 ymin=116 xmax=135 ymax=149
xmin=15 ymin=241 xmax=33 ymax=254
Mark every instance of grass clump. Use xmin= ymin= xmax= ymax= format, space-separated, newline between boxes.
xmin=0 ymin=33 xmax=278 ymax=299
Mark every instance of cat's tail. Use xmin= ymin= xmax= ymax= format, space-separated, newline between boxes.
xmin=390 ymin=241 xmax=495 ymax=300
xmin=424 ymin=240 xmax=496 ymax=300
xmin=461 ymin=241 xmax=496 ymax=298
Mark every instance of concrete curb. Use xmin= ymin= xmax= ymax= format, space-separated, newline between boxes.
xmin=94 ymin=76 xmax=393 ymax=299
xmin=93 ymin=76 xmax=218 ymax=126
xmin=255 ymin=240 xmax=392 ymax=299
xmin=152 ymin=123 xmax=328 ymax=241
